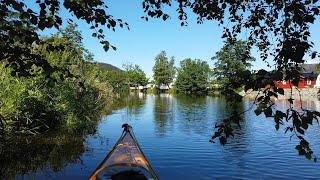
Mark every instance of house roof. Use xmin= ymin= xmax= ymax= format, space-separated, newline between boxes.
xmin=299 ymin=64 xmax=319 ymax=78
xmin=300 ymin=64 xmax=318 ymax=74
xmin=300 ymin=73 xmax=318 ymax=78
xmin=259 ymin=63 xmax=319 ymax=79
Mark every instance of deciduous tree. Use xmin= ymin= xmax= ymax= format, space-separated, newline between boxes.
xmin=212 ymin=40 xmax=255 ymax=91
xmin=175 ymin=58 xmax=210 ymax=95
xmin=127 ymin=64 xmax=148 ymax=88
xmin=2 ymin=0 xmax=320 ymax=160
xmin=105 ymin=70 xmax=127 ymax=92
xmin=152 ymin=51 xmax=175 ymax=89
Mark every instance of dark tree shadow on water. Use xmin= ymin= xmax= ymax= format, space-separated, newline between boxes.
xmin=121 ymin=93 xmax=147 ymax=116
xmin=0 ymin=133 xmax=85 ymax=179
xmin=212 ymin=98 xmax=252 ymax=177
xmin=175 ymin=95 xmax=228 ymax=136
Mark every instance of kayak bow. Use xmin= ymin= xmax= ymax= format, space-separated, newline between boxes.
xmin=89 ymin=124 xmax=158 ymax=180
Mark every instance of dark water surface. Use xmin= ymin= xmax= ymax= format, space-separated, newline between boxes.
xmin=3 ymin=93 xmax=320 ymax=179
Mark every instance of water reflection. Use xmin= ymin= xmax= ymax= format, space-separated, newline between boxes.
xmin=278 ymin=98 xmax=320 ymax=111
xmin=2 ymin=95 xmax=320 ymax=179
xmin=153 ymin=94 xmax=175 ymax=135
xmin=175 ymin=95 xmax=210 ymax=135
xmin=0 ymin=133 xmax=85 ymax=179
xmin=123 ymin=92 xmax=147 ymax=115
xmin=214 ymin=100 xmax=251 ymax=175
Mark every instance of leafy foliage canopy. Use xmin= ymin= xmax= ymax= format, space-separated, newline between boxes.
xmin=153 ymin=51 xmax=176 ymax=89
xmin=212 ymin=40 xmax=255 ymax=91
xmin=175 ymin=58 xmax=210 ymax=95
xmin=141 ymin=0 xmax=320 ymax=161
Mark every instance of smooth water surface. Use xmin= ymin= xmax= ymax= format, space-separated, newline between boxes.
xmin=3 ymin=93 xmax=320 ymax=179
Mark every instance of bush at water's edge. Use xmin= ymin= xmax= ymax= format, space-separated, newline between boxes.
xmin=0 ymin=38 xmax=115 ymax=135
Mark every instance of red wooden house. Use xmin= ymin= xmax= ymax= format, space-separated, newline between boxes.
xmin=266 ymin=64 xmax=319 ymax=89
xmin=275 ymin=73 xmax=318 ymax=89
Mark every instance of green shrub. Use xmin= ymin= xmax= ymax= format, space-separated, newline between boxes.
xmin=0 ymin=25 xmax=115 ymax=134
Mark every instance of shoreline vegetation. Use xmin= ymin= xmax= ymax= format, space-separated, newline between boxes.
xmin=0 ymin=24 xmax=115 ymax=135
xmin=0 ymin=23 xmax=217 ymax=136
xmin=1 ymin=24 xmax=318 ymax=136
xmin=1 ymin=27 xmax=319 ymax=138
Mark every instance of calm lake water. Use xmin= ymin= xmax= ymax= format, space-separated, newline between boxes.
xmin=3 ymin=93 xmax=320 ymax=179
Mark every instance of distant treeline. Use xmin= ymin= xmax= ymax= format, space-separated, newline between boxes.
xmin=107 ymin=41 xmax=254 ymax=96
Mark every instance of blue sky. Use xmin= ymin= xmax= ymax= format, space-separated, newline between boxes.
xmin=38 ymin=0 xmax=320 ymax=78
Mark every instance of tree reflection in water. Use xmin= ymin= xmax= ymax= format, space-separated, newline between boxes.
xmin=175 ymin=95 xmax=208 ymax=135
xmin=153 ymin=94 xmax=175 ymax=135
xmin=0 ymin=133 xmax=85 ymax=179
xmin=121 ymin=92 xmax=147 ymax=115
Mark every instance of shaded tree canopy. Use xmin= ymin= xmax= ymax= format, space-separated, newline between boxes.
xmin=152 ymin=51 xmax=175 ymax=89
xmin=142 ymin=0 xmax=320 ymax=161
xmin=1 ymin=0 xmax=127 ymax=76
xmin=141 ymin=0 xmax=319 ymax=84
xmin=175 ymin=58 xmax=210 ymax=95
xmin=212 ymin=40 xmax=255 ymax=90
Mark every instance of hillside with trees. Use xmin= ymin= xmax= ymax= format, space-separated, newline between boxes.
xmin=97 ymin=62 xmax=122 ymax=72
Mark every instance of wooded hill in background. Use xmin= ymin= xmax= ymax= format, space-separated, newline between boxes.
xmin=97 ymin=62 xmax=122 ymax=72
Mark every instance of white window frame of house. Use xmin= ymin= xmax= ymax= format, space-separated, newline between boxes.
xmin=307 ymin=79 xmax=312 ymax=85
xmin=282 ymin=80 xmax=286 ymax=85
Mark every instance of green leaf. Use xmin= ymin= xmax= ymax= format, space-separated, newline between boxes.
xmin=30 ymin=15 xmax=37 ymax=24
xmin=222 ymin=3 xmax=226 ymax=9
xmin=101 ymin=41 xmax=110 ymax=52
xmin=219 ymin=136 xmax=227 ymax=146
xmin=264 ymin=107 xmax=272 ymax=117
xmin=109 ymin=19 xmax=116 ymax=27
xmin=38 ymin=20 xmax=45 ymax=30
xmin=21 ymin=12 xmax=30 ymax=19
xmin=278 ymin=88 xmax=284 ymax=95
xmin=111 ymin=45 xmax=117 ymax=51
xmin=254 ymin=107 xmax=263 ymax=116
xmin=299 ymin=149 xmax=306 ymax=155
xmin=295 ymin=145 xmax=302 ymax=150
xmin=301 ymin=121 xmax=308 ymax=130
xmin=305 ymin=153 xmax=312 ymax=160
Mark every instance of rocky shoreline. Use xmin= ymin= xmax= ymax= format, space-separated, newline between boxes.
xmin=240 ymin=88 xmax=320 ymax=100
